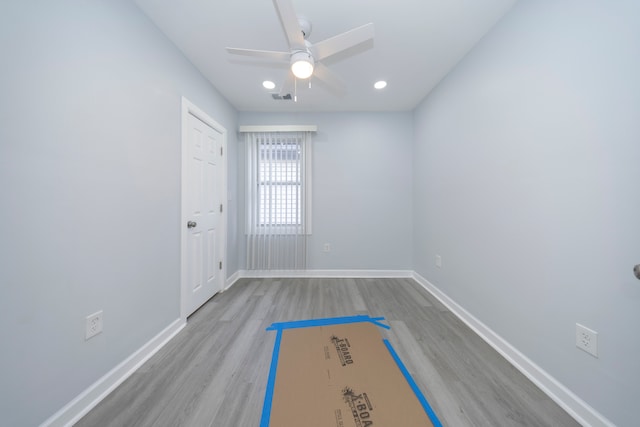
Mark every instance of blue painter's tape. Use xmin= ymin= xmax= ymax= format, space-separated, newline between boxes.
xmin=261 ymin=315 xmax=390 ymax=426
xmin=266 ymin=314 xmax=390 ymax=331
xmin=383 ymin=339 xmax=443 ymax=427
xmin=259 ymin=328 xmax=283 ymax=427
xmin=368 ymin=318 xmax=392 ymax=330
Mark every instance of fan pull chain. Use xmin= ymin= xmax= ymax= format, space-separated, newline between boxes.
xmin=294 ymin=77 xmax=297 ymax=102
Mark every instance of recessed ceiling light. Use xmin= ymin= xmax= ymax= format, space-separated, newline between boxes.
xmin=374 ymin=80 xmax=387 ymax=90
xmin=263 ymin=80 xmax=276 ymax=90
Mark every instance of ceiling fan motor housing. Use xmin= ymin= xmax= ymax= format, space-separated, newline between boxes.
xmin=298 ymin=17 xmax=312 ymax=39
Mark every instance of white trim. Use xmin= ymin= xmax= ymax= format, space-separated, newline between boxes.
xmin=180 ymin=97 xmax=228 ymax=321
xmin=40 ymin=319 xmax=185 ymax=427
xmin=234 ymin=269 xmax=414 ymax=279
xmin=239 ymin=125 xmax=318 ymax=133
xmin=411 ymin=272 xmax=614 ymax=427
xmin=225 ymin=270 xmax=242 ymax=291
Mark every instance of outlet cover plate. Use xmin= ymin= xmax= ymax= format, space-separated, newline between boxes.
xmin=576 ymin=323 xmax=598 ymax=357
xmin=86 ymin=310 xmax=103 ymax=340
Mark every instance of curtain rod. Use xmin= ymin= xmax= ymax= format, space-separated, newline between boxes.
xmin=239 ymin=125 xmax=318 ymax=133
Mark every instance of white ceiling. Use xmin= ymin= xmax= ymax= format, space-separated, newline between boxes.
xmin=134 ymin=0 xmax=516 ymax=112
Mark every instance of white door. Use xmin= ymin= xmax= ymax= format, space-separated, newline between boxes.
xmin=182 ymin=105 xmax=226 ymax=318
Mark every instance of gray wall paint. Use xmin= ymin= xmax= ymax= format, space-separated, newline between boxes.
xmin=412 ymin=0 xmax=640 ymax=425
xmin=238 ymin=112 xmax=413 ymax=271
xmin=0 ymin=1 xmax=237 ymax=425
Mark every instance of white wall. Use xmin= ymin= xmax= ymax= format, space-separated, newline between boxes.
xmin=238 ymin=112 xmax=413 ymax=271
xmin=0 ymin=1 xmax=237 ymax=425
xmin=412 ymin=0 xmax=640 ymax=425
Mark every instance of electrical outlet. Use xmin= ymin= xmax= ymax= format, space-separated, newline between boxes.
xmin=86 ymin=310 xmax=103 ymax=340
xmin=323 ymin=243 xmax=331 ymax=252
xmin=576 ymin=323 xmax=598 ymax=357
xmin=435 ymin=255 xmax=442 ymax=268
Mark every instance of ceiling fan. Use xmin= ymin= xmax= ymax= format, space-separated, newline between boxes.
xmin=226 ymin=0 xmax=374 ymax=97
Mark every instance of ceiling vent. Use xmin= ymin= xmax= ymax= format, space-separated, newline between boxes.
xmin=271 ymin=93 xmax=293 ymax=101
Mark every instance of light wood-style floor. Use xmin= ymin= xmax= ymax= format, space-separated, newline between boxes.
xmin=76 ymin=278 xmax=580 ymax=427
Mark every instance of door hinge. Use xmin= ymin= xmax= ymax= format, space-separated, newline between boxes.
xmin=219 ymin=261 xmax=223 ymax=270
xmin=220 ymin=146 xmax=223 ymax=156
xmin=220 ymin=203 xmax=223 ymax=213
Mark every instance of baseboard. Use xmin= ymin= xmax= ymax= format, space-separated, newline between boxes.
xmin=41 ymin=318 xmax=186 ymax=427
xmin=225 ymin=270 xmax=242 ymax=291
xmin=235 ymin=269 xmax=414 ymax=279
xmin=411 ymin=272 xmax=613 ymax=427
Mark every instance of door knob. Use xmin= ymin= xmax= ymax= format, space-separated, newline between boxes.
xmin=187 ymin=221 xmax=197 ymax=229
xmin=634 ymin=264 xmax=640 ymax=280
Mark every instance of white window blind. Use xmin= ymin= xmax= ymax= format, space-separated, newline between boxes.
xmin=245 ymin=130 xmax=312 ymax=270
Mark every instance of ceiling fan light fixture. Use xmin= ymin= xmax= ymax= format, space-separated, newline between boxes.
xmin=290 ymin=51 xmax=314 ymax=79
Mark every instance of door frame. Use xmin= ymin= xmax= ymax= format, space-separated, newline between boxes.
xmin=180 ymin=97 xmax=227 ymax=321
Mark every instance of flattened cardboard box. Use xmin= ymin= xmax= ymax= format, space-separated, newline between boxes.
xmin=268 ymin=321 xmax=436 ymax=427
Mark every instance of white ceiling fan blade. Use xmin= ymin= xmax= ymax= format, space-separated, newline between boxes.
xmin=226 ymin=47 xmax=290 ymax=62
xmin=313 ymin=63 xmax=346 ymax=96
xmin=280 ymin=71 xmax=295 ymax=96
xmin=310 ymin=23 xmax=374 ymax=61
xmin=272 ymin=0 xmax=306 ymax=51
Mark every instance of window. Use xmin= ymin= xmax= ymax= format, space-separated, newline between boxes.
xmin=244 ymin=129 xmax=313 ymax=270
xmin=257 ymin=138 xmax=302 ymax=227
